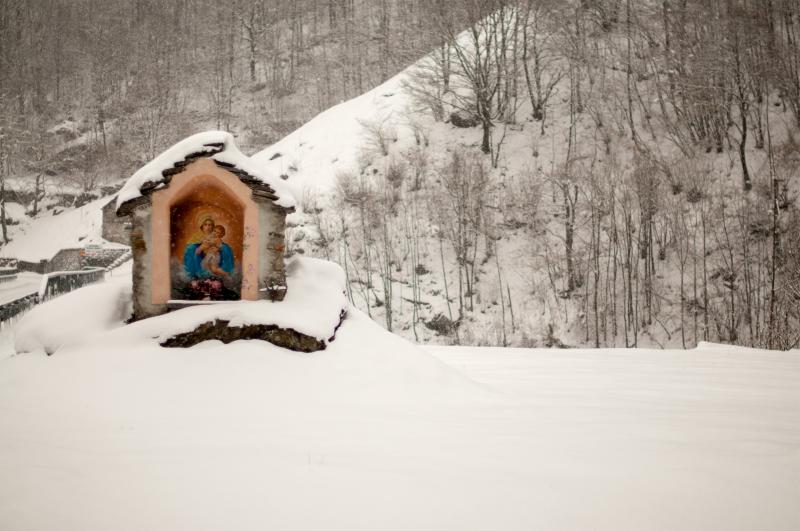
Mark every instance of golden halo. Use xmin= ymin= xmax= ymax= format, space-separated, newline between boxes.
xmin=193 ymin=211 xmax=218 ymax=231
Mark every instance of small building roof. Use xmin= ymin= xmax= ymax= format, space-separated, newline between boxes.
xmin=116 ymin=131 xmax=296 ymax=215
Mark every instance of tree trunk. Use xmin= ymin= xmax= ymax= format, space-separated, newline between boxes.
xmin=480 ymin=117 xmax=491 ymax=154
xmin=0 ymin=177 xmax=8 ymax=244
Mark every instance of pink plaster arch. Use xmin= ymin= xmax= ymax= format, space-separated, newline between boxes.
xmin=150 ymin=158 xmax=260 ymax=304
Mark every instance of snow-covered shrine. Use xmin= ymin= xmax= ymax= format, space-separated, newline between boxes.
xmin=116 ymin=131 xmax=296 ymax=322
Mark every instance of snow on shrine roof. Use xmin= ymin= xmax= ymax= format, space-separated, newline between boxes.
xmin=116 ymin=131 xmax=296 ymax=213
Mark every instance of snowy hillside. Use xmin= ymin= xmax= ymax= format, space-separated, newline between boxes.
xmin=247 ymin=10 xmax=800 ymax=351
xmin=252 ymin=71 xmax=412 ymax=199
xmin=0 ymin=196 xmax=125 ymax=263
xmin=0 ymin=3 xmax=795 ymax=351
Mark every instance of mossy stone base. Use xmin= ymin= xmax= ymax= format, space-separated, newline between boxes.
xmin=161 ymin=319 xmax=325 ymax=352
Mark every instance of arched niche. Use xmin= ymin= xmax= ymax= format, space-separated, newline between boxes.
xmin=169 ymin=178 xmax=245 ymax=300
xmin=150 ymin=159 xmax=261 ymax=305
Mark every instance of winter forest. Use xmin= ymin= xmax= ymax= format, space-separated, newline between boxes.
xmin=1 ymin=0 xmax=800 ymax=350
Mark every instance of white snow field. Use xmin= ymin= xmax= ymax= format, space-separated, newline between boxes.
xmin=0 ymin=263 xmax=798 ymax=530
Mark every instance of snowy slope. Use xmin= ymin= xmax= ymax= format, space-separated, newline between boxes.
xmin=245 ymin=22 xmax=799 ymax=351
xmin=248 ymin=50 xmax=604 ymax=348
xmin=0 ymin=196 xmax=125 ymax=262
xmin=251 ymin=70 xmax=413 ymax=199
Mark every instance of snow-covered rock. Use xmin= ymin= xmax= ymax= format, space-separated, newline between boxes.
xmin=113 ymin=257 xmax=348 ymax=350
xmin=14 ymin=257 xmax=348 ymax=355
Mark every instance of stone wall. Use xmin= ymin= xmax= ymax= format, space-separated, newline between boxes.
xmin=258 ymin=200 xmax=288 ymax=301
xmin=17 ymin=260 xmax=48 ymax=274
xmin=102 ymin=198 xmax=131 ymax=245
xmin=82 ymin=247 xmax=129 ymax=268
xmin=130 ymin=204 xmax=159 ymax=320
xmin=19 ymin=249 xmax=83 ymax=274
xmin=50 ymin=249 xmax=83 ymax=272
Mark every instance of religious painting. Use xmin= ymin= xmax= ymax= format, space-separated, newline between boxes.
xmin=169 ymin=182 xmax=244 ymax=301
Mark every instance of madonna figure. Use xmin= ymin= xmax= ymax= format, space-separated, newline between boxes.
xmin=180 ymin=216 xmax=238 ymax=300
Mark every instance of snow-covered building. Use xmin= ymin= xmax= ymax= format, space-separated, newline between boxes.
xmin=116 ymin=131 xmax=296 ymax=321
xmin=18 ymin=248 xmax=85 ymax=274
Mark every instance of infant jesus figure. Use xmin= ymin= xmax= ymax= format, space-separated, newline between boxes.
xmin=197 ymin=224 xmax=230 ymax=280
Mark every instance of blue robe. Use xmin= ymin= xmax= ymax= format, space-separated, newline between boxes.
xmin=183 ymin=242 xmax=234 ymax=279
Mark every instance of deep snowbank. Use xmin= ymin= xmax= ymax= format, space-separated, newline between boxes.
xmin=14 ymin=274 xmax=132 ymax=355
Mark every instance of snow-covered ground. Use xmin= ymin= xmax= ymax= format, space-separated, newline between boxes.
xmin=1 ymin=290 xmax=797 ymax=530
